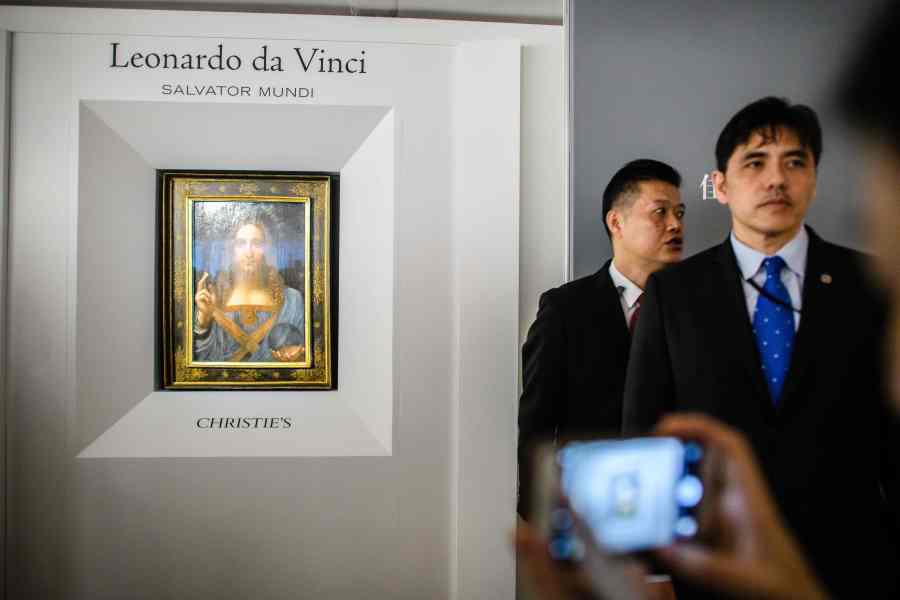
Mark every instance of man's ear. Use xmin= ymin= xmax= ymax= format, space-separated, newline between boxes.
xmin=606 ymin=209 xmax=622 ymax=239
xmin=712 ymin=170 xmax=728 ymax=206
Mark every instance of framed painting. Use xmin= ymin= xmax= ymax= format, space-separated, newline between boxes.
xmin=159 ymin=171 xmax=338 ymax=389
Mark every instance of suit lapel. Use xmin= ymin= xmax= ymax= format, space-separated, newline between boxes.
xmin=714 ymin=240 xmax=775 ymax=419
xmin=594 ymin=261 xmax=631 ymax=347
xmin=778 ymin=228 xmax=831 ymax=415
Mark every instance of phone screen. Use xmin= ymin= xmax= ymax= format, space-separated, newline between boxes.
xmin=550 ymin=437 xmax=704 ymax=556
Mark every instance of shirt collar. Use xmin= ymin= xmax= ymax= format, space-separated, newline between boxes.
xmin=730 ymin=226 xmax=809 ymax=281
xmin=609 ymin=260 xmax=644 ymax=308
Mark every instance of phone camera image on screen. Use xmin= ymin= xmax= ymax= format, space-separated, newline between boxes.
xmin=554 ymin=438 xmax=704 ymax=554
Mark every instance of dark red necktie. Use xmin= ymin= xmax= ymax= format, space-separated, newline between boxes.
xmin=629 ymin=294 xmax=643 ymax=332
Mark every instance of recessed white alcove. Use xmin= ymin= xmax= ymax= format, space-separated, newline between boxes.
xmin=2 ymin=9 xmax=561 ymax=598
xmin=77 ymin=100 xmax=395 ymax=457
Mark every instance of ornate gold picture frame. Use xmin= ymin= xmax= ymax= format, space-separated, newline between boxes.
xmin=160 ymin=171 xmax=338 ymax=389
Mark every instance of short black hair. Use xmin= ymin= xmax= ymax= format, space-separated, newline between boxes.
xmin=837 ymin=2 xmax=900 ymax=153
xmin=715 ymin=97 xmax=822 ymax=172
xmin=601 ymin=159 xmax=682 ymax=238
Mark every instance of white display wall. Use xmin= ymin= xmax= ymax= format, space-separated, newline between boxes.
xmin=0 ymin=6 xmax=564 ymax=600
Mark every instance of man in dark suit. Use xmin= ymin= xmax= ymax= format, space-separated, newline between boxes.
xmin=623 ymin=97 xmax=900 ymax=598
xmin=518 ymin=159 xmax=685 ymax=518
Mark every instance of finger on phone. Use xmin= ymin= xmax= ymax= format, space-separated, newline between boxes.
xmin=653 ymin=414 xmax=747 ymax=458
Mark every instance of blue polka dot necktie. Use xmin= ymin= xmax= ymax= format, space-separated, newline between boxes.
xmin=752 ymin=256 xmax=796 ymax=406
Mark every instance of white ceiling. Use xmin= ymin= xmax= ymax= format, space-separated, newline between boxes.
xmin=5 ymin=0 xmax=564 ymax=23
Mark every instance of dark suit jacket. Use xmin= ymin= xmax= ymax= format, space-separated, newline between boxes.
xmin=623 ymin=228 xmax=900 ymax=599
xmin=518 ymin=261 xmax=631 ymax=518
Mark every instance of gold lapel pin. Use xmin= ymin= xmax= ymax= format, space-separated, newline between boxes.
xmin=820 ymin=273 xmax=833 ymax=284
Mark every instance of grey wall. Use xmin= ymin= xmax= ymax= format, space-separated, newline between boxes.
xmin=571 ymin=0 xmax=879 ymax=278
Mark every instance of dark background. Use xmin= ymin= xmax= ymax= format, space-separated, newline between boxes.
xmin=571 ymin=0 xmax=880 ymax=277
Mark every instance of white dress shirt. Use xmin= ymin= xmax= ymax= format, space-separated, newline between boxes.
xmin=730 ymin=227 xmax=808 ymax=331
xmin=608 ymin=260 xmax=643 ymax=325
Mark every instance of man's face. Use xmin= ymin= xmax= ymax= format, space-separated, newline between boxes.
xmin=233 ymin=223 xmax=267 ymax=281
xmin=714 ymin=127 xmax=817 ymax=240
xmin=863 ymin=142 xmax=900 ymax=410
xmin=610 ymin=180 xmax=685 ymax=265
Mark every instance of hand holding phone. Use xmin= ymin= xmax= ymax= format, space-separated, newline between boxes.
xmin=516 ymin=515 xmax=647 ymax=600
xmin=524 ymin=435 xmax=699 ymax=600
xmin=534 ymin=436 xmax=708 ymax=559
xmin=522 ymin=419 xmax=829 ymax=600
xmin=652 ymin=414 xmax=829 ymax=600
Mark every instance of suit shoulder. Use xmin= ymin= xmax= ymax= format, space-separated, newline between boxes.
xmin=812 ymin=238 xmax=877 ymax=288
xmin=540 ymin=270 xmax=608 ymax=306
xmin=814 ymin=239 xmax=886 ymax=303
xmin=817 ymin=238 xmax=871 ymax=268
xmin=650 ymin=245 xmax=721 ymax=287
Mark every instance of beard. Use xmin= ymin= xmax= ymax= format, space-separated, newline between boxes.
xmin=234 ymin=260 xmax=267 ymax=288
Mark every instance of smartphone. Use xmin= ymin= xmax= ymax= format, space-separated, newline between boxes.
xmin=533 ymin=437 xmax=707 ymax=559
